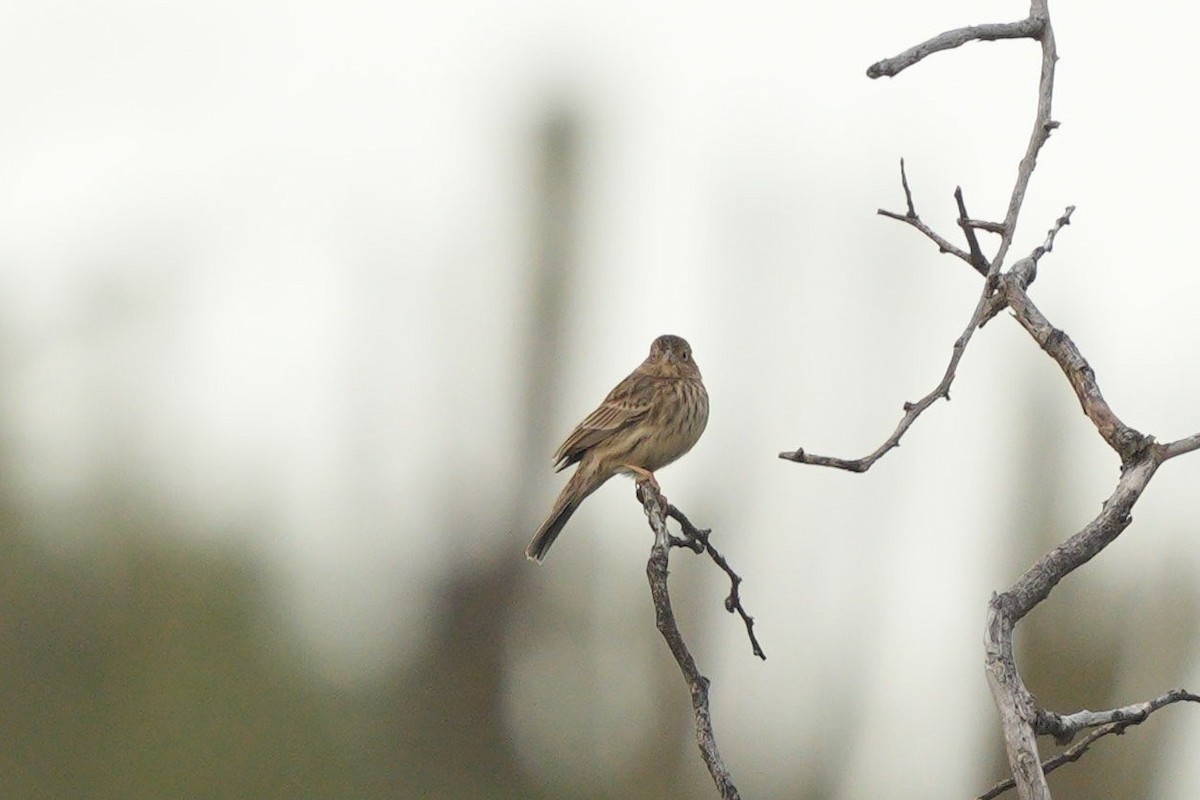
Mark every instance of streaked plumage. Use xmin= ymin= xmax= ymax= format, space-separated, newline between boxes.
xmin=526 ymin=334 xmax=708 ymax=562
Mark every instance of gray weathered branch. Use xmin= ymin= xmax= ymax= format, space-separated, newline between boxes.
xmin=978 ymin=690 xmax=1200 ymax=799
xmin=665 ymin=503 xmax=765 ymax=660
xmin=638 ymin=482 xmax=742 ymax=800
xmin=784 ymin=1 xmax=1200 ymax=798
xmin=782 ymin=2 xmax=1061 ymax=472
xmin=866 ymin=18 xmax=1044 ymax=78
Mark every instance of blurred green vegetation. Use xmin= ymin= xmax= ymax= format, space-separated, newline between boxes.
xmin=0 ymin=492 xmax=379 ymax=798
xmin=0 ymin=486 xmax=720 ymax=799
xmin=0 ymin=107 xmax=712 ymax=800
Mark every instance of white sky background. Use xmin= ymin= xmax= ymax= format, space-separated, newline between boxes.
xmin=3 ymin=1 xmax=1200 ymax=797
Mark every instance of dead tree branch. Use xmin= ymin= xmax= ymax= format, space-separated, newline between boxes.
xmin=1037 ymin=688 xmax=1200 ymax=744
xmin=637 ymin=481 xmax=743 ymax=800
xmin=866 ymin=18 xmax=1044 ymax=78
xmin=782 ymin=1 xmax=1200 ymax=798
xmin=876 ymin=159 xmax=974 ymax=264
xmin=978 ymin=690 xmax=1200 ymax=800
xmin=782 ymin=1 xmax=1057 ymax=471
xmin=666 ymin=503 xmax=766 ymax=660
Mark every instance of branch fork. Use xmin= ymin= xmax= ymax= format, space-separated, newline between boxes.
xmin=636 ymin=479 xmax=762 ymax=800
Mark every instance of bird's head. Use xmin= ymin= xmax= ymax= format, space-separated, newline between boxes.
xmin=644 ymin=334 xmax=701 ymax=378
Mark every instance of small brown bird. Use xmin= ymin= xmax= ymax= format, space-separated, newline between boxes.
xmin=526 ymin=334 xmax=709 ymax=562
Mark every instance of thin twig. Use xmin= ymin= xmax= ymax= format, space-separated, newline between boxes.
xmin=792 ymin=2 xmax=1064 ymax=474
xmin=637 ymin=482 xmax=741 ymax=800
xmin=877 ymin=208 xmax=974 ymax=263
xmin=955 ymin=186 xmax=991 ymax=275
xmin=1030 ymin=205 xmax=1074 ymax=265
xmin=984 ymin=206 xmax=1075 ymax=328
xmin=962 ymin=217 xmax=1007 ymax=235
xmin=878 ymin=159 xmax=974 ymax=264
xmin=779 ymin=282 xmax=999 ymax=470
xmin=666 ymin=504 xmax=766 ymax=660
xmin=785 ymin=159 xmax=1067 ymax=471
xmin=900 ymin=157 xmax=917 ymax=217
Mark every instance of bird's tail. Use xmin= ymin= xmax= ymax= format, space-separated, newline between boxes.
xmin=526 ymin=468 xmax=600 ymax=563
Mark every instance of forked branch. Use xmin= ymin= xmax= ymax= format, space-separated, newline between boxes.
xmin=637 ymin=482 xmax=743 ymax=800
xmin=978 ymin=690 xmax=1200 ymax=800
xmin=783 ymin=2 xmax=1200 ymax=799
xmin=666 ymin=503 xmax=765 ymax=660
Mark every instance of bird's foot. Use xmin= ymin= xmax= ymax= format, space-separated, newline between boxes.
xmin=626 ymin=465 xmax=664 ymax=501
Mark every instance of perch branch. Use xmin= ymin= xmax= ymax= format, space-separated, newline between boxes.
xmin=637 ymin=482 xmax=741 ymax=800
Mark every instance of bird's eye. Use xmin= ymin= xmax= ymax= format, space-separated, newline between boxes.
xmin=680 ymin=351 xmax=689 ymax=360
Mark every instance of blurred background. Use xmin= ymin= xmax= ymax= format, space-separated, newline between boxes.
xmin=3 ymin=0 xmax=1200 ymax=797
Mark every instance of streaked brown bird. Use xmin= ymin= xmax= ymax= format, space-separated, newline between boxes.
xmin=526 ymin=334 xmax=709 ymax=563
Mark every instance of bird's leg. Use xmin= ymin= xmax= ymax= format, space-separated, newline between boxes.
xmin=625 ymin=464 xmax=665 ymax=502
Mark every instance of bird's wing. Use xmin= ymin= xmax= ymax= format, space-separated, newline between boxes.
xmin=553 ymin=373 xmax=653 ymax=470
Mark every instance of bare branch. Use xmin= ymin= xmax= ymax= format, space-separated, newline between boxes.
xmin=833 ymin=4 xmax=1200 ymax=798
xmin=787 ymin=0 xmax=1064 ymax=462
xmin=976 ymin=721 xmax=1113 ymax=800
xmin=899 ymin=157 xmax=917 ymax=217
xmin=1037 ymin=688 xmax=1200 ymax=744
xmin=878 ymin=160 xmax=974 ymax=264
xmin=1030 ymin=205 xmax=1074 ymax=265
xmin=955 ymin=186 xmax=991 ymax=275
xmin=876 ymin=5 xmax=1061 ymax=278
xmin=985 ymin=452 xmax=1162 ymax=800
xmin=989 ymin=1 xmax=1059 ymax=278
xmin=780 ymin=282 xmax=1001 ymax=470
xmin=877 ymin=208 xmax=974 ymax=264
xmin=1000 ymin=276 xmax=1148 ymax=463
xmin=666 ymin=504 xmax=766 ymax=660
xmin=993 ymin=206 xmax=1075 ymax=305
xmin=979 ymin=690 xmax=1200 ymax=800
xmin=1161 ymin=433 xmax=1200 ymax=460
xmin=994 ymin=450 xmax=1160 ymax=646
xmin=962 ymin=217 xmax=1007 ymax=235
xmin=637 ymin=482 xmax=741 ymax=800
xmin=866 ymin=17 xmax=1044 ymax=78
xmin=789 ymin=13 xmax=1067 ymax=472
